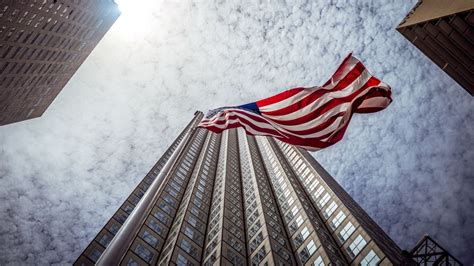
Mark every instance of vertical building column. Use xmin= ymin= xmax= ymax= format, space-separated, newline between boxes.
xmin=202 ymin=129 xmax=247 ymax=265
xmin=156 ymin=131 xmax=221 ymax=265
xmin=256 ymin=137 xmax=348 ymax=265
xmin=237 ymin=129 xmax=297 ymax=265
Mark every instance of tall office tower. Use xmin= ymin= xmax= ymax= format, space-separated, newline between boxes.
xmin=397 ymin=0 xmax=474 ymax=95
xmin=0 ymin=0 xmax=120 ymax=126
xmin=75 ymin=111 xmax=417 ymax=265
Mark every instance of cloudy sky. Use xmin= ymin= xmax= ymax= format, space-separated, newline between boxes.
xmin=1 ymin=0 xmax=473 ymax=264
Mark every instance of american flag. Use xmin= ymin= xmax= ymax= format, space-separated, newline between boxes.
xmin=198 ymin=53 xmax=392 ymax=151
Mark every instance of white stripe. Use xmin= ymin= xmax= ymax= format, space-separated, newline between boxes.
xmin=296 ymin=116 xmax=344 ymax=138
xmin=262 ymin=69 xmax=373 ymax=121
xmin=200 ymin=110 xmax=269 ymax=128
xmin=259 ymin=56 xmax=360 ymax=113
xmin=200 ymin=109 xmax=338 ymax=143
xmin=200 ymin=109 xmax=331 ymax=139
xmin=356 ymin=96 xmax=391 ymax=110
xmin=259 ymin=88 xmax=315 ymax=112
xmin=269 ymin=83 xmax=386 ymax=132
xmin=204 ymin=119 xmax=283 ymax=139
xmin=269 ymin=102 xmax=351 ymax=132
xmin=199 ymin=110 xmax=287 ymax=138
xmin=318 ymin=89 xmax=390 ymax=143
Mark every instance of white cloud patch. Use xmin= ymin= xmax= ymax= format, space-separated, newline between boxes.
xmin=1 ymin=0 xmax=473 ymax=264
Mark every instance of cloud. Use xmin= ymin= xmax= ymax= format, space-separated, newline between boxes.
xmin=0 ymin=0 xmax=473 ymax=264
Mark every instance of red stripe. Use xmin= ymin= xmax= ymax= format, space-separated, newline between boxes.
xmin=262 ymin=62 xmax=366 ymax=116
xmin=279 ymin=112 xmax=345 ymax=136
xmin=199 ymin=114 xmax=284 ymax=138
xmin=283 ymin=88 xmax=392 ymax=146
xmin=323 ymin=53 xmax=354 ymax=86
xmin=200 ymin=110 xmax=341 ymax=148
xmin=199 ymin=110 xmax=285 ymax=136
xmin=200 ymin=108 xmax=274 ymax=126
xmin=256 ymin=87 xmax=304 ymax=108
xmin=315 ymin=88 xmax=392 ymax=145
xmin=268 ymin=77 xmax=382 ymax=126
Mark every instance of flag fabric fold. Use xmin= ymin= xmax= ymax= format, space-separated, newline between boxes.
xmin=198 ymin=53 xmax=392 ymax=151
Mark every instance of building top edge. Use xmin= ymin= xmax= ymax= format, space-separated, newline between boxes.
xmin=397 ymin=0 xmax=474 ymax=28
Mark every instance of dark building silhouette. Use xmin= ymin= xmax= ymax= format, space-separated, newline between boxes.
xmin=0 ymin=0 xmax=120 ymax=126
xmin=397 ymin=0 xmax=474 ymax=95
xmin=410 ymin=235 xmax=462 ymax=265
xmin=73 ymin=112 xmax=461 ymax=265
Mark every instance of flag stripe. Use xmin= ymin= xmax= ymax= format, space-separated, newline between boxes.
xmin=258 ymin=55 xmax=360 ymax=113
xmin=260 ymin=62 xmax=366 ymax=117
xmin=256 ymin=87 xmax=304 ymax=108
xmin=198 ymin=53 xmax=392 ymax=150
xmin=265 ymin=77 xmax=383 ymax=128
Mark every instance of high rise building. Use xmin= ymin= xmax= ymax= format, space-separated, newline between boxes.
xmin=0 ymin=0 xmax=120 ymax=126
xmin=75 ymin=111 xmax=421 ymax=265
xmin=397 ymin=0 xmax=474 ymax=95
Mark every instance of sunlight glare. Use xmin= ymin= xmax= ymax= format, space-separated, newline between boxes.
xmin=114 ymin=0 xmax=156 ymax=34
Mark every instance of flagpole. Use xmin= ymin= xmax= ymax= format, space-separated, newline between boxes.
xmin=96 ymin=112 xmax=203 ymax=265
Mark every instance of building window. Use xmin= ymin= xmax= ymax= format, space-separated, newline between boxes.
xmin=338 ymin=222 xmax=355 ymax=242
xmin=301 ymin=227 xmax=310 ymax=239
xmin=159 ymin=203 xmax=172 ymax=215
xmin=307 ymin=240 xmax=317 ymax=255
xmin=180 ymin=239 xmax=197 ymax=257
xmin=89 ymin=249 xmax=101 ymax=262
xmin=294 ymin=227 xmax=310 ymax=247
xmin=296 ymin=215 xmax=304 ymax=227
xmin=164 ymin=195 xmax=176 ymax=205
xmin=154 ymin=211 xmax=169 ymax=225
xmin=360 ymin=250 xmax=380 ymax=266
xmin=142 ymin=230 xmax=158 ymax=247
xmin=314 ymin=186 xmax=325 ymax=198
xmin=109 ymin=223 xmax=120 ymax=235
xmin=309 ymin=180 xmax=319 ymax=191
xmin=184 ymin=226 xmax=195 ymax=240
xmin=148 ymin=219 xmax=163 ymax=235
xmin=250 ymin=232 xmax=264 ymax=253
xmin=251 ymin=246 xmax=267 ymax=266
xmin=313 ymin=256 xmax=324 ymax=266
xmin=348 ymin=235 xmax=367 ymax=258
xmin=127 ymin=257 xmax=140 ymax=266
xmin=299 ymin=247 xmax=310 ymax=263
xmin=98 ymin=234 xmax=111 ymax=247
xmin=318 ymin=193 xmax=331 ymax=208
xmin=331 ymin=211 xmax=346 ymax=230
xmin=135 ymin=244 xmax=153 ymax=262
xmin=176 ymin=254 xmax=190 ymax=266
xmin=188 ymin=215 xmax=197 ymax=227
xmin=324 ymin=201 xmax=338 ymax=218
xmin=287 ymin=196 xmax=295 ymax=206
xmin=291 ymin=206 xmax=299 ymax=216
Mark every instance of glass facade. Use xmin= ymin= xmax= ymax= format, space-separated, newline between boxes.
xmin=0 ymin=0 xmax=120 ymax=125
xmin=75 ymin=112 xmax=413 ymax=265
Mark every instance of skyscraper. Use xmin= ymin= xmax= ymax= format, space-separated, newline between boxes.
xmin=0 ymin=0 xmax=120 ymax=126
xmin=75 ymin=111 xmax=417 ymax=265
xmin=397 ymin=0 xmax=474 ymax=95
